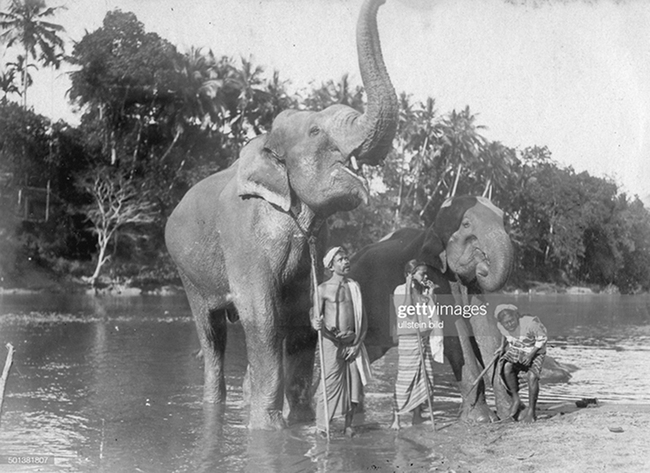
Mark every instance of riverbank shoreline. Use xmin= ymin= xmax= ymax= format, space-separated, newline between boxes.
xmin=1 ymin=270 xmax=643 ymax=297
xmin=398 ymin=403 xmax=650 ymax=472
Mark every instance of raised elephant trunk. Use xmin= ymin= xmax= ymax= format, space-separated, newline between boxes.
xmin=333 ymin=0 xmax=398 ymax=164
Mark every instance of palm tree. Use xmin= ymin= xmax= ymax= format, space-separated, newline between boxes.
xmin=158 ymin=47 xmax=224 ymax=163
xmin=0 ymin=66 xmax=21 ymax=100
xmin=0 ymin=0 xmax=66 ymax=107
xmin=438 ymin=106 xmax=486 ymax=198
xmin=476 ymin=141 xmax=516 ymax=200
xmin=4 ymin=55 xmax=36 ymax=96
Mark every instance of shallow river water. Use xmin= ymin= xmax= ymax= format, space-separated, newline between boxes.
xmin=0 ymin=292 xmax=648 ymax=472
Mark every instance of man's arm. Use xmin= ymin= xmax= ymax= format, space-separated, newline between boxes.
xmin=311 ymin=283 xmax=325 ymax=331
xmin=523 ymin=317 xmax=548 ymax=366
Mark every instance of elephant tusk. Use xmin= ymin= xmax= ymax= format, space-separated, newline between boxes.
xmin=350 ymin=156 xmax=360 ymax=172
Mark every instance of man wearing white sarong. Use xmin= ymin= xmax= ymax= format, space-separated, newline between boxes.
xmin=312 ymin=247 xmax=372 ymax=437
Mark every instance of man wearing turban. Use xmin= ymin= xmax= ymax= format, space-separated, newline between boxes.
xmin=494 ymin=304 xmax=548 ymax=422
xmin=312 ymin=246 xmax=372 ymax=436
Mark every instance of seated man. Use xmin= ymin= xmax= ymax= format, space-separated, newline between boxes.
xmin=312 ymin=246 xmax=372 ymax=437
xmin=495 ymin=304 xmax=548 ymax=422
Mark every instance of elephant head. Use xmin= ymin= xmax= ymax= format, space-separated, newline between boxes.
xmin=418 ymin=195 xmax=513 ymax=293
xmin=237 ymin=0 xmax=398 ymax=217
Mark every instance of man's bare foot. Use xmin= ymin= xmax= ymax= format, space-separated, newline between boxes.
xmin=508 ymin=400 xmax=523 ymax=419
xmin=412 ymin=412 xmax=425 ymax=425
xmin=390 ymin=418 xmax=401 ymax=430
xmin=344 ymin=426 xmax=356 ymax=437
xmin=520 ymin=408 xmax=536 ymax=423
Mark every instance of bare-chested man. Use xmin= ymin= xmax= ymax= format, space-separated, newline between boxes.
xmin=312 ymin=246 xmax=371 ymax=437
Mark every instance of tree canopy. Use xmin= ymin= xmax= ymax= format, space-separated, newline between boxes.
xmin=0 ymin=8 xmax=648 ymax=292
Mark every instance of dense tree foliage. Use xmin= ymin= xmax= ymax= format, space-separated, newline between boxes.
xmin=0 ymin=8 xmax=648 ymax=292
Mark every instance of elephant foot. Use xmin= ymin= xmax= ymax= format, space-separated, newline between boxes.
xmin=248 ymin=408 xmax=286 ymax=430
xmin=459 ymin=400 xmax=498 ymax=424
xmin=286 ymin=403 xmax=315 ymax=424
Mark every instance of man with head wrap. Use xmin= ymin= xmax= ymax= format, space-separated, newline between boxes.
xmin=312 ymin=246 xmax=372 ymax=437
xmin=494 ymin=304 xmax=548 ymax=422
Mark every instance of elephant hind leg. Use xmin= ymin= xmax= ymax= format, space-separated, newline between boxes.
xmin=184 ymin=281 xmax=228 ymax=403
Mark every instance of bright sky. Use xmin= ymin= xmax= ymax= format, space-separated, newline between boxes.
xmin=2 ymin=0 xmax=648 ymax=198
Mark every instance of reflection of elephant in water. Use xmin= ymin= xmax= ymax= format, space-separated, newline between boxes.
xmin=165 ymin=0 xmax=398 ymax=430
xmin=349 ymin=195 xmax=515 ymax=421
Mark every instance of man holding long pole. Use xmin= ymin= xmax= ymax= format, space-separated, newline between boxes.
xmin=311 ymin=247 xmax=372 ymax=438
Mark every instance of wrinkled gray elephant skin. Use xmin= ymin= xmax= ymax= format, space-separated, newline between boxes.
xmin=349 ymin=195 xmax=516 ymax=422
xmin=165 ymin=0 xmax=398 ymax=430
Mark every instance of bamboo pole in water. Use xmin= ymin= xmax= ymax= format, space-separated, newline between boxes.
xmin=0 ymin=343 xmax=15 ymax=425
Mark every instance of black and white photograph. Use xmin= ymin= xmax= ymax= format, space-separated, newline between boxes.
xmin=0 ymin=0 xmax=649 ymax=471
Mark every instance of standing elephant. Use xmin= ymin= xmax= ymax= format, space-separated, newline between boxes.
xmin=349 ymin=195 xmax=515 ymax=421
xmin=165 ymin=0 xmax=398 ymax=430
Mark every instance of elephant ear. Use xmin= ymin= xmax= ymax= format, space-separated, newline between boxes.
xmin=236 ymin=134 xmax=292 ymax=212
xmin=417 ymin=227 xmax=447 ymax=273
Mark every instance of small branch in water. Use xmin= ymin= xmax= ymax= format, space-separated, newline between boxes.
xmin=0 ymin=343 xmax=15 ymax=425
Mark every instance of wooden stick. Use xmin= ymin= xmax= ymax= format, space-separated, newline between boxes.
xmin=468 ymin=351 xmax=501 ymax=394
xmin=309 ymin=239 xmax=329 ymax=440
xmin=0 ymin=343 xmax=15 ymax=424
xmin=414 ymin=323 xmax=435 ymax=431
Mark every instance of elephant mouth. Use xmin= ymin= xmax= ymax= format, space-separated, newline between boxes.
xmin=337 ymin=155 xmax=370 ymax=191
xmin=475 ymin=248 xmax=490 ymax=278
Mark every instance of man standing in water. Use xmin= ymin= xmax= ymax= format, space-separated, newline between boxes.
xmin=312 ymin=246 xmax=372 ymax=437
xmin=495 ymin=304 xmax=548 ymax=422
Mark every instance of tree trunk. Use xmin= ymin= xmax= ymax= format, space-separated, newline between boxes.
xmin=90 ymin=234 xmax=110 ymax=285
xmin=449 ymin=162 xmax=463 ymax=198
xmin=22 ymin=44 xmax=28 ymax=108
xmin=160 ymin=127 xmax=182 ymax=163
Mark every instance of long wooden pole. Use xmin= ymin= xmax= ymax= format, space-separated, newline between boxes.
xmin=309 ymin=239 xmax=329 ymax=440
xmin=468 ymin=351 xmax=501 ymax=395
xmin=414 ymin=323 xmax=435 ymax=431
xmin=0 ymin=343 xmax=15 ymax=425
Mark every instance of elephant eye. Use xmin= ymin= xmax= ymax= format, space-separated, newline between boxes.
xmin=309 ymin=126 xmax=321 ymax=136
xmin=462 ymin=219 xmax=471 ymax=228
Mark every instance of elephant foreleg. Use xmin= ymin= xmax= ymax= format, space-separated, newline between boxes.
xmin=283 ymin=326 xmax=317 ymax=423
xmin=453 ymin=318 xmax=497 ymax=423
xmin=468 ymin=299 xmax=513 ymax=420
xmin=241 ymin=312 xmax=286 ymax=430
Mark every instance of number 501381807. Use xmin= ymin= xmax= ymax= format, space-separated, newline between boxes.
xmin=1 ymin=456 xmax=53 ymax=464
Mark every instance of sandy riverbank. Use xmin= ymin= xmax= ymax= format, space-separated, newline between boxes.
xmin=396 ymin=403 xmax=650 ymax=472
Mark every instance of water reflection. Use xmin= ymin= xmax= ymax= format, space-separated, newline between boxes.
xmin=0 ymin=293 xmax=648 ymax=472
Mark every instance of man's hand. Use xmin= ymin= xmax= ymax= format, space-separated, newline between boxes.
xmin=311 ymin=316 xmax=322 ymax=331
xmin=344 ymin=344 xmax=361 ymax=361
xmin=522 ymin=351 xmax=535 ymax=367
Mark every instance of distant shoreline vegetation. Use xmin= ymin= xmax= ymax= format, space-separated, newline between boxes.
xmin=1 ymin=6 xmax=649 ymax=294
